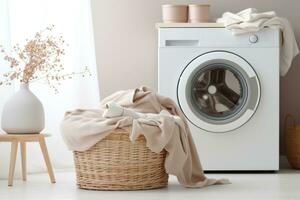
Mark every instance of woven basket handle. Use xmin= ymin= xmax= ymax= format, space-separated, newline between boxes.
xmin=284 ymin=114 xmax=296 ymax=131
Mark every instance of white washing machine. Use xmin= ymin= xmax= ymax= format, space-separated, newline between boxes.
xmin=158 ymin=25 xmax=280 ymax=171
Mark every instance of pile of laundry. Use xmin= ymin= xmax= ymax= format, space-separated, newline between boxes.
xmin=217 ymin=8 xmax=299 ymax=76
xmin=60 ymin=86 xmax=229 ymax=188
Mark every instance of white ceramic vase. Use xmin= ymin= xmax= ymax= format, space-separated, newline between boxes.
xmin=1 ymin=83 xmax=45 ymax=134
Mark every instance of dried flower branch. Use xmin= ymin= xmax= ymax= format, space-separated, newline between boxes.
xmin=0 ymin=25 xmax=90 ymax=93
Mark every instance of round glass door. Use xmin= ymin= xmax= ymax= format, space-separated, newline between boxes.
xmin=178 ymin=51 xmax=260 ymax=133
xmin=190 ymin=63 xmax=247 ymax=122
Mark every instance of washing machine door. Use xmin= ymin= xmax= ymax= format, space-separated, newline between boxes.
xmin=177 ymin=51 xmax=260 ymax=133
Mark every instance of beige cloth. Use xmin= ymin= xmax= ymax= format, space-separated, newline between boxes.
xmin=60 ymin=87 xmax=229 ymax=187
xmin=217 ymin=8 xmax=299 ymax=76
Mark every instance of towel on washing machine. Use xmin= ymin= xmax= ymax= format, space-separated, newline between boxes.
xmin=217 ymin=8 xmax=299 ymax=76
xmin=60 ymin=86 xmax=229 ymax=188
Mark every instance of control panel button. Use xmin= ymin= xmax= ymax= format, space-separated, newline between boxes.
xmin=249 ymin=34 xmax=259 ymax=43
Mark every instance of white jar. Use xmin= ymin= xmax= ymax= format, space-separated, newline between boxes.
xmin=1 ymin=83 xmax=45 ymax=134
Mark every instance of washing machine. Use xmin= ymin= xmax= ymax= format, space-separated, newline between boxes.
xmin=158 ymin=24 xmax=280 ymax=171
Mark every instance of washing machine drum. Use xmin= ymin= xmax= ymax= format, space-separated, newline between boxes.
xmin=178 ymin=51 xmax=261 ymax=133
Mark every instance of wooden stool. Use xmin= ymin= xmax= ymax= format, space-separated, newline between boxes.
xmin=0 ymin=133 xmax=56 ymax=186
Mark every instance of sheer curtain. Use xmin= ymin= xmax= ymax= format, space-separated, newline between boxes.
xmin=0 ymin=0 xmax=16 ymax=178
xmin=0 ymin=0 xmax=99 ymax=177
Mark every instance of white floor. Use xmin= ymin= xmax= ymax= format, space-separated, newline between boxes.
xmin=0 ymin=170 xmax=300 ymax=200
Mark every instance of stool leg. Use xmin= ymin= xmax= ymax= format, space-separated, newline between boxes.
xmin=20 ymin=142 xmax=27 ymax=181
xmin=8 ymin=141 xmax=18 ymax=186
xmin=39 ymin=137 xmax=56 ymax=183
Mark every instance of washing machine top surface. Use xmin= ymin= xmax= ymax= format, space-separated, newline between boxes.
xmin=156 ymin=22 xmax=224 ymax=28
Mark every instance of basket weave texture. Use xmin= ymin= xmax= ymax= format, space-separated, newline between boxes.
xmin=73 ymin=129 xmax=168 ymax=190
xmin=285 ymin=115 xmax=300 ymax=169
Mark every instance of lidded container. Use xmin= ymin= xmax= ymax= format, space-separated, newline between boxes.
xmin=162 ymin=5 xmax=188 ymax=23
xmin=188 ymin=4 xmax=210 ymax=23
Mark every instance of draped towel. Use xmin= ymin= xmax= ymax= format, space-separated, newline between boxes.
xmin=217 ymin=8 xmax=299 ymax=76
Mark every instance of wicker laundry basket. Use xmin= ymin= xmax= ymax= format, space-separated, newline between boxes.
xmin=73 ymin=129 xmax=168 ymax=190
xmin=285 ymin=115 xmax=300 ymax=169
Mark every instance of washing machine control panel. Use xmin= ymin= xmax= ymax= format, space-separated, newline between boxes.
xmin=159 ymin=28 xmax=279 ymax=48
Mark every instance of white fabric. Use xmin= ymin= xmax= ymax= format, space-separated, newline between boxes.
xmin=103 ymin=102 xmax=145 ymax=119
xmin=0 ymin=0 xmax=99 ymax=178
xmin=217 ymin=8 xmax=299 ymax=76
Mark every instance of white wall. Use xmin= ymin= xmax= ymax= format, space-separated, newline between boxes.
xmin=91 ymin=0 xmax=300 ymax=151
